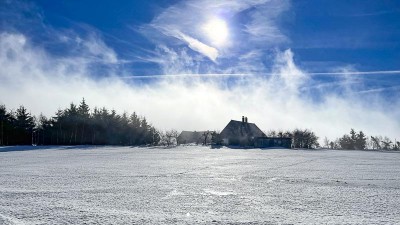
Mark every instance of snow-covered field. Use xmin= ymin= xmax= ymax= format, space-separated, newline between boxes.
xmin=0 ymin=146 xmax=399 ymax=224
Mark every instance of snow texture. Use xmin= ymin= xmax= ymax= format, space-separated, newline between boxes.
xmin=0 ymin=146 xmax=399 ymax=224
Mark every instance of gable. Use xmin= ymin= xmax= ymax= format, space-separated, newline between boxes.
xmin=220 ymin=120 xmax=265 ymax=139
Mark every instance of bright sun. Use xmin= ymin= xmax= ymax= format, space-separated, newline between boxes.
xmin=203 ymin=18 xmax=229 ymax=46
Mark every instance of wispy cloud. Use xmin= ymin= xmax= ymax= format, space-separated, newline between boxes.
xmin=244 ymin=1 xmax=289 ymax=45
xmin=177 ymin=32 xmax=218 ymax=61
xmin=142 ymin=0 xmax=289 ymax=63
xmin=119 ymin=70 xmax=400 ymax=79
xmin=1 ymin=31 xmax=399 ymax=140
xmin=80 ymin=34 xmax=119 ymax=64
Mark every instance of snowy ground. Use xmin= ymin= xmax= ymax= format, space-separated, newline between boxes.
xmin=0 ymin=146 xmax=399 ymax=224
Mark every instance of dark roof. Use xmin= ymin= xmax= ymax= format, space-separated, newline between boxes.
xmin=177 ymin=131 xmax=210 ymax=144
xmin=220 ymin=120 xmax=266 ymax=139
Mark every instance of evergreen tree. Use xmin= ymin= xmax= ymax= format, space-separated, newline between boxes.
xmin=350 ymin=129 xmax=357 ymax=148
xmin=355 ymin=131 xmax=367 ymax=150
xmin=78 ymin=98 xmax=90 ymax=144
xmin=14 ymin=106 xmax=35 ymax=144
xmin=149 ymin=127 xmax=161 ymax=145
xmin=339 ymin=129 xmax=367 ymax=150
xmin=0 ymin=105 xmax=13 ymax=145
xmin=339 ymin=134 xmax=353 ymax=149
xmin=211 ymin=131 xmax=222 ymax=145
xmin=0 ymin=105 xmax=7 ymax=145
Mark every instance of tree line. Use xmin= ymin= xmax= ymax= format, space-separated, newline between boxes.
xmin=1 ymin=100 xmax=399 ymax=150
xmin=0 ymin=99 xmax=160 ymax=146
xmin=266 ymin=128 xmax=399 ymax=150
xmin=324 ymin=129 xmax=400 ymax=151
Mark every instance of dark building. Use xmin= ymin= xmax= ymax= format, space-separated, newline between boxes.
xmin=177 ymin=131 xmax=211 ymax=145
xmin=254 ymin=137 xmax=292 ymax=148
xmin=219 ymin=116 xmax=266 ymax=146
xmin=219 ymin=116 xmax=292 ymax=148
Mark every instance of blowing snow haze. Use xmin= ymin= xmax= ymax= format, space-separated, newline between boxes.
xmin=1 ymin=0 xmax=400 ymax=140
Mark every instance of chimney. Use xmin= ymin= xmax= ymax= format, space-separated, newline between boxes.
xmin=242 ymin=116 xmax=245 ymax=123
xmin=245 ymin=117 xmax=248 ymax=123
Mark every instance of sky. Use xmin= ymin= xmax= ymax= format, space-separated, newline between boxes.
xmin=1 ymin=0 xmax=400 ymax=140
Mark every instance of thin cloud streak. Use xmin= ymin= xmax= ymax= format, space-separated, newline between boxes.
xmin=344 ymin=9 xmax=400 ymax=17
xmin=119 ymin=70 xmax=400 ymax=79
xmin=309 ymin=70 xmax=400 ymax=76
xmin=355 ymin=85 xmax=400 ymax=94
xmin=119 ymin=73 xmax=251 ymax=79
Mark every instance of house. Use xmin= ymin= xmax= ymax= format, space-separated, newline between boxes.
xmin=219 ymin=116 xmax=292 ymax=148
xmin=219 ymin=116 xmax=266 ymax=146
xmin=177 ymin=131 xmax=211 ymax=145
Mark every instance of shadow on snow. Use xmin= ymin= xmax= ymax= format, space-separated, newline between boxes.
xmin=0 ymin=145 xmax=99 ymax=152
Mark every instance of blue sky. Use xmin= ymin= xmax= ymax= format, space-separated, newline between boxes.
xmin=3 ymin=1 xmax=400 ymax=74
xmin=1 ymin=0 xmax=400 ymax=139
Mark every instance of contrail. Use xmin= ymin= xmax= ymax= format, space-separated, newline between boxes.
xmin=119 ymin=73 xmax=251 ymax=79
xmin=119 ymin=70 xmax=400 ymax=79
xmin=355 ymin=85 xmax=400 ymax=94
xmin=309 ymin=70 xmax=400 ymax=75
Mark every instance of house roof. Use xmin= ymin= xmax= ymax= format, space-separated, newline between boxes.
xmin=220 ymin=120 xmax=266 ymax=139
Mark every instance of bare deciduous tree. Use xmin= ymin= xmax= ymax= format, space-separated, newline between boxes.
xmin=202 ymin=130 xmax=211 ymax=145
xmin=323 ymin=137 xmax=330 ymax=148
xmin=381 ymin=136 xmax=392 ymax=150
xmin=163 ymin=129 xmax=179 ymax=147
xmin=370 ymin=136 xmax=382 ymax=150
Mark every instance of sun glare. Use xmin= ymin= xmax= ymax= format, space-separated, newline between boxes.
xmin=203 ymin=18 xmax=229 ymax=46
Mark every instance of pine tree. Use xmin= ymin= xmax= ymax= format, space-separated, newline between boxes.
xmin=350 ymin=129 xmax=357 ymax=149
xmin=0 ymin=105 xmax=11 ymax=145
xmin=339 ymin=134 xmax=353 ymax=149
xmin=355 ymin=131 xmax=367 ymax=150
xmin=211 ymin=131 xmax=222 ymax=145
xmin=66 ymin=103 xmax=78 ymax=144
xmin=78 ymin=98 xmax=90 ymax=144
xmin=0 ymin=105 xmax=6 ymax=145
xmin=14 ymin=106 xmax=35 ymax=144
